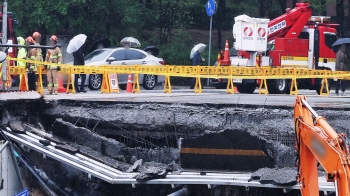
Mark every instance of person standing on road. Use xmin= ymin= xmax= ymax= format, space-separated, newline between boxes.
xmin=45 ymin=35 xmax=62 ymax=95
xmin=17 ymin=37 xmax=27 ymax=67
xmin=25 ymin=36 xmax=37 ymax=91
xmin=190 ymin=47 xmax=205 ymax=89
xmin=32 ymin=32 xmax=43 ymax=62
xmin=73 ymin=46 xmax=87 ymax=93
xmin=16 ymin=37 xmax=27 ymax=88
xmin=335 ymin=44 xmax=349 ymax=96
xmin=33 ymin=32 xmax=47 ymax=87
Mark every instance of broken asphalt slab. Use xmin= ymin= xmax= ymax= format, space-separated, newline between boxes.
xmin=251 ymin=167 xmax=297 ymax=186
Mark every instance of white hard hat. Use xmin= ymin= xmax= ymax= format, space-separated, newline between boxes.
xmin=269 ymin=40 xmax=275 ymax=44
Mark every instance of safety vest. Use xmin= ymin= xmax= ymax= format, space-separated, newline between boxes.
xmin=28 ymin=48 xmax=37 ymax=71
xmin=47 ymin=47 xmax=62 ymax=69
xmin=17 ymin=37 xmax=26 ymax=67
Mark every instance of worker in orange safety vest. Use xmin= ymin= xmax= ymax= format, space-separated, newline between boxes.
xmin=45 ymin=35 xmax=62 ymax=95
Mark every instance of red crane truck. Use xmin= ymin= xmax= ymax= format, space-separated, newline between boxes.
xmin=230 ymin=2 xmax=338 ymax=94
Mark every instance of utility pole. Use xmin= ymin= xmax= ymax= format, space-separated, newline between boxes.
xmin=1 ymin=0 xmax=7 ymax=91
xmin=206 ymin=0 xmax=217 ymax=86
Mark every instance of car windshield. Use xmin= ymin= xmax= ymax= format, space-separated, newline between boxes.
xmin=84 ymin=50 xmax=111 ymax=62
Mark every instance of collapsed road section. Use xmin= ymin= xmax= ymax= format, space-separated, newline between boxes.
xmin=0 ymin=123 xmax=335 ymax=192
xmin=0 ymin=97 xmax=347 ymax=195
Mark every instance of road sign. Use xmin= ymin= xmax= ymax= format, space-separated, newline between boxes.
xmin=206 ymin=0 xmax=217 ymax=17
xmin=14 ymin=189 xmax=29 ymax=196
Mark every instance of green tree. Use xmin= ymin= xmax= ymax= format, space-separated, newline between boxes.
xmin=154 ymin=0 xmax=194 ymax=44
xmin=307 ymin=0 xmax=333 ymax=15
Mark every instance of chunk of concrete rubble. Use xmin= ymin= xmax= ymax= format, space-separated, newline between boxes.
xmin=71 ymin=143 xmax=131 ymax=171
xmin=8 ymin=121 xmax=25 ymax=133
xmin=134 ymin=161 xmax=181 ymax=181
xmin=52 ymin=119 xmax=125 ymax=154
xmin=166 ymin=161 xmax=181 ymax=175
xmin=126 ymin=159 xmax=143 ymax=173
xmin=251 ymin=167 xmax=297 ymax=186
xmin=135 ymin=168 xmax=167 ymax=182
xmin=250 ymin=167 xmax=271 ymax=180
xmin=101 ymin=138 xmax=123 ymax=159
xmin=52 ymin=119 xmax=103 ymax=151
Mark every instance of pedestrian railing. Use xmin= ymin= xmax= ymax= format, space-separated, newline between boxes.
xmin=4 ymin=57 xmax=350 ymax=95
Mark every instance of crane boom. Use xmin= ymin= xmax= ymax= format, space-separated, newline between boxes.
xmin=267 ymin=2 xmax=312 ymax=42
xmin=294 ymin=96 xmax=350 ymax=196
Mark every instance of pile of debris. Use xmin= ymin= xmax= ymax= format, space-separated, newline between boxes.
xmin=126 ymin=159 xmax=181 ymax=182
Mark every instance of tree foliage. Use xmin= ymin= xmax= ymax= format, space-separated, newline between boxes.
xmin=7 ymin=0 xmax=350 ymax=66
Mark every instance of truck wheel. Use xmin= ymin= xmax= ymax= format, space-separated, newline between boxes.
xmin=315 ymin=78 xmax=331 ymax=95
xmin=236 ymin=83 xmax=256 ymax=94
xmin=268 ymin=79 xmax=289 ymax=94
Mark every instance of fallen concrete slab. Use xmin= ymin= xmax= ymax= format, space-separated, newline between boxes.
xmin=251 ymin=167 xmax=298 ymax=186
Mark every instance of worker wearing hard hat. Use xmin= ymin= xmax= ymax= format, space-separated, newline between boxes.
xmin=25 ymin=36 xmax=37 ymax=91
xmin=32 ymin=31 xmax=43 ymax=62
xmin=45 ymin=35 xmax=62 ymax=95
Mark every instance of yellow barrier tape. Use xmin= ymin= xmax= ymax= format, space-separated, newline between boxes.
xmin=6 ymin=57 xmax=350 ymax=95
xmin=7 ymin=57 xmax=350 ymax=79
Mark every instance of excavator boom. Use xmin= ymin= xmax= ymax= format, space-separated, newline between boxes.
xmin=294 ymin=96 xmax=350 ymax=196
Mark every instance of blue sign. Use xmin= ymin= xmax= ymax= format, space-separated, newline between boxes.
xmin=206 ymin=0 xmax=217 ymax=17
xmin=14 ymin=189 xmax=28 ymax=196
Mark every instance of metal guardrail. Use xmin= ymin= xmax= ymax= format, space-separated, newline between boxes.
xmin=3 ymin=57 xmax=350 ymax=95
xmin=1 ymin=127 xmax=336 ymax=193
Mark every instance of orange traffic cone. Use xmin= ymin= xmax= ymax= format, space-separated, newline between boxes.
xmin=19 ymin=73 xmax=28 ymax=91
xmin=221 ymin=40 xmax=231 ymax=66
xmin=58 ymin=74 xmax=66 ymax=93
xmin=126 ymin=74 xmax=133 ymax=93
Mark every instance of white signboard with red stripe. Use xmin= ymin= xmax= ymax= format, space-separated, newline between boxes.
xmin=109 ymin=74 xmax=119 ymax=90
xmin=233 ymin=15 xmax=270 ymax=52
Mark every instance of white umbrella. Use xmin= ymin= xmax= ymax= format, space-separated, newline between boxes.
xmin=67 ymin=34 xmax=87 ymax=54
xmin=190 ymin=43 xmax=206 ymax=59
xmin=120 ymin=37 xmax=141 ymax=48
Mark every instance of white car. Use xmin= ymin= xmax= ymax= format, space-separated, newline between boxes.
xmin=67 ymin=48 xmax=165 ymax=90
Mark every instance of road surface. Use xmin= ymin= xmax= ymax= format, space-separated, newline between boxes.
xmin=2 ymin=88 xmax=349 ymax=109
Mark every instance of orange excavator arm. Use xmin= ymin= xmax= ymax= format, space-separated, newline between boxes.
xmin=294 ymin=96 xmax=350 ymax=196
